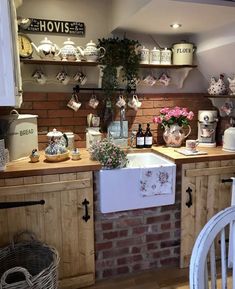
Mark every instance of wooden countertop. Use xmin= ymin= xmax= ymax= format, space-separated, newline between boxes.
xmin=1 ymin=146 xmax=235 ymax=178
xmin=151 ymin=146 xmax=235 ymax=164
xmin=0 ymin=148 xmax=101 ymax=178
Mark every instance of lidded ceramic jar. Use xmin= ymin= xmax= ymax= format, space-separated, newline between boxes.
xmin=64 ymin=132 xmax=75 ymax=150
xmin=140 ymin=46 xmax=149 ymax=64
xmin=150 ymin=47 xmax=161 ymax=64
xmin=160 ymin=48 xmax=172 ymax=65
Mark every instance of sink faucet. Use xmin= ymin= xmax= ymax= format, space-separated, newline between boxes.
xmin=120 ymin=106 xmax=125 ymax=138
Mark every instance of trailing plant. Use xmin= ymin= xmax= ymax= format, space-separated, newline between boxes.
xmin=98 ymin=37 xmax=141 ymax=95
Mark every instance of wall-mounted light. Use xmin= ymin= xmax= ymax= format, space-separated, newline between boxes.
xmin=170 ymin=23 xmax=182 ymax=29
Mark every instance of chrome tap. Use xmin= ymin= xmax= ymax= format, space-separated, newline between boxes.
xmin=120 ymin=106 xmax=125 ymax=138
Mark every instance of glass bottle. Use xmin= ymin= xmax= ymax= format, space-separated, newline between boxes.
xmin=144 ymin=123 xmax=153 ymax=148
xmin=136 ymin=124 xmax=144 ymax=148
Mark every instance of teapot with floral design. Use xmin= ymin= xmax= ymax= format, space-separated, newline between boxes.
xmin=77 ymin=40 xmax=106 ymax=62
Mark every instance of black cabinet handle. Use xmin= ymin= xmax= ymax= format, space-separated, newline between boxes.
xmin=0 ymin=200 xmax=45 ymax=209
xmin=221 ymin=179 xmax=233 ymax=183
xmin=82 ymin=198 xmax=90 ymax=222
xmin=186 ymin=187 xmax=192 ymax=208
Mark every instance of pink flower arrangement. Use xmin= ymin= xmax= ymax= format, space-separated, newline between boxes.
xmin=153 ymin=106 xmax=194 ymax=127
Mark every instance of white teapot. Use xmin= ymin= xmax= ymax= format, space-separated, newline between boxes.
xmin=31 ymin=37 xmax=60 ymax=60
xmin=60 ymin=38 xmax=79 ymax=62
xmin=77 ymin=40 xmax=105 ymax=62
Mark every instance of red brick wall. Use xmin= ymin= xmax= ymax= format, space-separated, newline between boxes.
xmin=0 ymin=92 xmax=215 ymax=149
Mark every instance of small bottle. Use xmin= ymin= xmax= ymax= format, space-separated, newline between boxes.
xmin=136 ymin=124 xmax=145 ymax=148
xmin=144 ymin=123 xmax=153 ymax=148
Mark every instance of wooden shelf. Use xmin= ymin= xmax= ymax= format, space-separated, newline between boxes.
xmin=21 ymin=59 xmax=99 ymax=66
xmin=205 ymin=94 xmax=235 ymax=98
xmin=21 ymin=59 xmax=197 ymax=69
xmin=139 ymin=64 xmax=197 ymax=69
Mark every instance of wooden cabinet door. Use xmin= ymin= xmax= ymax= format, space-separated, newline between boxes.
xmin=0 ymin=172 xmax=94 ymax=289
xmin=180 ymin=160 xmax=235 ymax=268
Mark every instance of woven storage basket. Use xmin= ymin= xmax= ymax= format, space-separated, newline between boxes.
xmin=0 ymin=232 xmax=59 ymax=289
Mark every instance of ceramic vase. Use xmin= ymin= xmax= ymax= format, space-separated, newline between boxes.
xmin=163 ymin=124 xmax=191 ymax=147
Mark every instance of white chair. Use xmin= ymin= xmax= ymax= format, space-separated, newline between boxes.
xmin=190 ymin=206 xmax=235 ymax=289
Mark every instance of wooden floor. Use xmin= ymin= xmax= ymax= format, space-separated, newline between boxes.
xmin=86 ymin=267 xmax=189 ymax=289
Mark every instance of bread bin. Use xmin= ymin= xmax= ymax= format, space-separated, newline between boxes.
xmin=0 ymin=110 xmax=38 ymax=161
xmin=223 ymin=126 xmax=235 ymax=152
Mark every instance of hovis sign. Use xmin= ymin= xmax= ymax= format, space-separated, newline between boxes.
xmin=23 ymin=18 xmax=85 ymax=36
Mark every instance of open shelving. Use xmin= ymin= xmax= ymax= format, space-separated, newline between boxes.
xmin=21 ymin=59 xmax=197 ymax=69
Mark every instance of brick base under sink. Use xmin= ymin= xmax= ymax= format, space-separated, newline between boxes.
xmin=93 ymin=169 xmax=182 ymax=279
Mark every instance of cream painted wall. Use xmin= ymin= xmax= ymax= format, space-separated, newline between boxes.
xmin=108 ymin=0 xmax=151 ymax=32
xmin=191 ymin=21 xmax=235 ymax=84
xmin=17 ymin=0 xmax=111 ymax=48
xmin=18 ymin=0 xmax=206 ymax=93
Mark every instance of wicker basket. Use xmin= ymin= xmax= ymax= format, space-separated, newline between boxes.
xmin=0 ymin=232 xmax=60 ymax=289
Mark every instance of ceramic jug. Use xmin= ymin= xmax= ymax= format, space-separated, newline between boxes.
xmin=163 ymin=124 xmax=191 ymax=147
xmin=77 ymin=40 xmax=105 ymax=62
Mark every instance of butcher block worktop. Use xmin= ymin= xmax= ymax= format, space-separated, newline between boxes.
xmin=1 ymin=146 xmax=235 ymax=178
xmin=0 ymin=148 xmax=101 ymax=178
xmin=152 ymin=146 xmax=235 ymax=164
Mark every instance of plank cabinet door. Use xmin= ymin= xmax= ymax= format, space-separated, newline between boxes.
xmin=0 ymin=172 xmax=95 ymax=289
xmin=180 ymin=160 xmax=235 ymax=268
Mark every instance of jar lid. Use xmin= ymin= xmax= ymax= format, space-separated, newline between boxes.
xmin=40 ymin=37 xmax=53 ymax=45
xmin=63 ymin=38 xmax=75 ymax=45
xmin=86 ymin=40 xmax=96 ymax=47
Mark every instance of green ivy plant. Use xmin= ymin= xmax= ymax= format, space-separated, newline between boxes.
xmin=98 ymin=37 xmax=141 ymax=96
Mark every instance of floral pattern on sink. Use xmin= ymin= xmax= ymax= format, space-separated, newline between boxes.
xmin=140 ymin=166 xmax=173 ymax=197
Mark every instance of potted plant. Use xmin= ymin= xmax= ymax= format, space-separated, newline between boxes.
xmin=97 ymin=37 xmax=141 ymax=95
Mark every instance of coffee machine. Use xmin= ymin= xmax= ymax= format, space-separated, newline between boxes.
xmin=198 ymin=110 xmax=218 ymax=147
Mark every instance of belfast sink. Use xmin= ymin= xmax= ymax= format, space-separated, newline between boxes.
xmin=96 ymin=152 xmax=176 ymax=213
xmin=126 ymin=152 xmax=172 ymax=168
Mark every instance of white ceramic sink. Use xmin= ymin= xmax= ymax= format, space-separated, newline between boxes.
xmin=126 ymin=152 xmax=171 ymax=168
xmin=97 ymin=152 xmax=176 ymax=213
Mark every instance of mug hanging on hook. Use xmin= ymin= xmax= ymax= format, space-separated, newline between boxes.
xmin=89 ymin=93 xmax=99 ymax=109
xmin=56 ymin=66 xmax=70 ymax=85
xmin=32 ymin=69 xmax=47 ymax=85
xmin=128 ymin=94 xmax=142 ymax=111
xmin=116 ymin=95 xmax=126 ymax=108
xmin=143 ymin=70 xmax=156 ymax=86
xmin=67 ymin=88 xmax=81 ymax=111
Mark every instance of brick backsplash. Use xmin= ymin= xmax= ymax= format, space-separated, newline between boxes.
xmin=0 ymin=92 xmax=215 ymax=150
